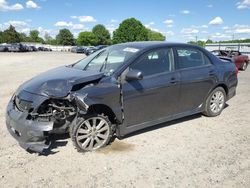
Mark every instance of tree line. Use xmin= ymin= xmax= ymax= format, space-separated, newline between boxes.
xmin=188 ymin=38 xmax=250 ymax=47
xmin=0 ymin=18 xmax=166 ymax=46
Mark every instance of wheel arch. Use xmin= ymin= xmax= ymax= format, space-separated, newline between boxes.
xmin=87 ymin=104 xmax=118 ymax=124
xmin=204 ymin=83 xmax=228 ymax=107
xmin=214 ymin=83 xmax=228 ymax=96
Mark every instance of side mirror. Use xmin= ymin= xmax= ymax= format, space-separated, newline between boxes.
xmin=125 ymin=69 xmax=143 ymax=81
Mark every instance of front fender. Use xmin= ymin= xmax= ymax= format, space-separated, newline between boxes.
xmin=71 ymin=81 xmax=122 ymax=123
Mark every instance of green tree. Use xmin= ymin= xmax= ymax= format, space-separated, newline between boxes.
xmin=92 ymin=24 xmax=111 ymax=45
xmin=147 ymin=29 xmax=166 ymax=41
xmin=188 ymin=40 xmax=205 ymax=47
xmin=77 ymin=31 xmax=97 ymax=46
xmin=206 ymin=39 xmax=213 ymax=44
xmin=28 ymin=30 xmax=44 ymax=43
xmin=44 ymin=33 xmax=51 ymax=42
xmin=198 ymin=41 xmax=205 ymax=47
xmin=19 ymin=33 xmax=29 ymax=42
xmin=44 ymin=33 xmax=57 ymax=45
xmin=56 ymin=29 xmax=75 ymax=46
xmin=216 ymin=38 xmax=250 ymax=43
xmin=0 ymin=31 xmax=3 ymax=43
xmin=2 ymin=25 xmax=21 ymax=43
xmin=29 ymin=30 xmax=39 ymax=42
xmin=113 ymin=18 xmax=148 ymax=44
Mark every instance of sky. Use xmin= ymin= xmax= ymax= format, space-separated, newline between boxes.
xmin=0 ymin=0 xmax=250 ymax=42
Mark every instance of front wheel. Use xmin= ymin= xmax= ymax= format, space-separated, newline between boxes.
xmin=203 ymin=87 xmax=226 ymax=117
xmin=71 ymin=114 xmax=113 ymax=152
xmin=241 ymin=62 xmax=248 ymax=71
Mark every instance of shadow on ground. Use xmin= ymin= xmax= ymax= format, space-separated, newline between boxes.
xmin=38 ymin=133 xmax=69 ymax=156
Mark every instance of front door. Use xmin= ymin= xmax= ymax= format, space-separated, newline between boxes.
xmin=122 ymin=47 xmax=181 ymax=127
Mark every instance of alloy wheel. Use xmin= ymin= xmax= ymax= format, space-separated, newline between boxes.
xmin=210 ymin=91 xmax=225 ymax=114
xmin=242 ymin=62 xmax=247 ymax=70
xmin=76 ymin=117 xmax=110 ymax=151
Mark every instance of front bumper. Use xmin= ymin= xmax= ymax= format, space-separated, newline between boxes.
xmin=6 ymin=99 xmax=54 ymax=153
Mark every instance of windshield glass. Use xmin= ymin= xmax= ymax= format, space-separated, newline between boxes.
xmin=73 ymin=45 xmax=140 ymax=76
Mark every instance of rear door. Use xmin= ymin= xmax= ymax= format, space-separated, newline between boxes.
xmin=175 ymin=47 xmax=217 ymax=112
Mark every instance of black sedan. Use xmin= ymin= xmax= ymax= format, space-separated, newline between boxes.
xmin=6 ymin=42 xmax=238 ymax=153
xmin=8 ymin=43 xmax=28 ymax=52
xmin=0 ymin=44 xmax=9 ymax=52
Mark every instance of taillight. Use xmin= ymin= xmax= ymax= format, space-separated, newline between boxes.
xmin=235 ymin=66 xmax=238 ymax=76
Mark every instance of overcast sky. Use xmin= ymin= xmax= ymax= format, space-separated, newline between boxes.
xmin=1 ymin=0 xmax=250 ymax=42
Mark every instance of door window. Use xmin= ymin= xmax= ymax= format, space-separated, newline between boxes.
xmin=130 ymin=48 xmax=174 ymax=76
xmin=176 ymin=48 xmax=210 ymax=69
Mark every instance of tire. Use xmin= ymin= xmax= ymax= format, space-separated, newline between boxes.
xmin=203 ymin=87 xmax=226 ymax=117
xmin=241 ymin=62 xmax=248 ymax=71
xmin=70 ymin=114 xmax=113 ymax=152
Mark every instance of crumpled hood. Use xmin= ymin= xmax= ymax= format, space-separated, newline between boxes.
xmin=18 ymin=66 xmax=104 ymax=97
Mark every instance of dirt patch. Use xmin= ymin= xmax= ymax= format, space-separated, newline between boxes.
xmin=98 ymin=141 xmax=135 ymax=154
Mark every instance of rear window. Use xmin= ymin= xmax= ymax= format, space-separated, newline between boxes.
xmin=176 ymin=48 xmax=210 ymax=69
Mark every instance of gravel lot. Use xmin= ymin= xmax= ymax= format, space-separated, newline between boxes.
xmin=0 ymin=52 xmax=249 ymax=188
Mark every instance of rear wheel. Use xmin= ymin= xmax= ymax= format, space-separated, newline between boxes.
xmin=203 ymin=87 xmax=226 ymax=117
xmin=71 ymin=114 xmax=113 ymax=152
xmin=241 ymin=62 xmax=248 ymax=71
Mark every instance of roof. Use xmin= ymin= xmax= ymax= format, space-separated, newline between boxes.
xmin=114 ymin=41 xmax=200 ymax=50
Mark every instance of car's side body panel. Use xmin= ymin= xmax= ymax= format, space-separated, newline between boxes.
xmin=117 ymin=104 xmax=202 ymax=137
xmin=75 ymin=77 xmax=122 ymax=122
xmin=122 ymin=71 xmax=181 ymax=127
xmin=177 ymin=64 xmax=218 ymax=112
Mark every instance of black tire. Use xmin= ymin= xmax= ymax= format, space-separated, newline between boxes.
xmin=241 ymin=62 xmax=248 ymax=71
xmin=70 ymin=114 xmax=114 ymax=152
xmin=203 ymin=87 xmax=226 ymax=117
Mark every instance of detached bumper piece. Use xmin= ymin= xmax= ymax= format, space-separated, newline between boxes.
xmin=6 ymin=101 xmax=53 ymax=154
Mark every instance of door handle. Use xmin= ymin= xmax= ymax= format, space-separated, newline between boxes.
xmin=170 ymin=77 xmax=179 ymax=84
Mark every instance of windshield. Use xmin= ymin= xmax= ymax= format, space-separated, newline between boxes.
xmin=73 ymin=45 xmax=140 ymax=76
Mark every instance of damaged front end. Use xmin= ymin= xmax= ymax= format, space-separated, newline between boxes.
xmin=5 ymin=67 xmax=106 ymax=154
xmin=6 ymin=89 xmax=79 ymax=154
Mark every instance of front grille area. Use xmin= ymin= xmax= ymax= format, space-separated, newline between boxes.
xmin=15 ymin=96 xmax=33 ymax=112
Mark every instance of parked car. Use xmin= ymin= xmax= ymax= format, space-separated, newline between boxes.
xmin=71 ymin=46 xmax=77 ymax=53
xmin=8 ymin=43 xmax=28 ymax=52
xmin=29 ymin=46 xmax=38 ymax=52
xmin=71 ymin=46 xmax=85 ymax=53
xmin=84 ymin=46 xmax=95 ymax=55
xmin=211 ymin=50 xmax=249 ymax=71
xmin=85 ymin=45 xmax=108 ymax=55
xmin=0 ymin=44 xmax=9 ymax=52
xmin=6 ymin=42 xmax=238 ymax=153
xmin=95 ymin=45 xmax=108 ymax=51
xmin=76 ymin=46 xmax=86 ymax=53
xmin=38 ymin=47 xmax=51 ymax=51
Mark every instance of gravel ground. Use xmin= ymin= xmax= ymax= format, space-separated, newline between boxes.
xmin=0 ymin=52 xmax=249 ymax=188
